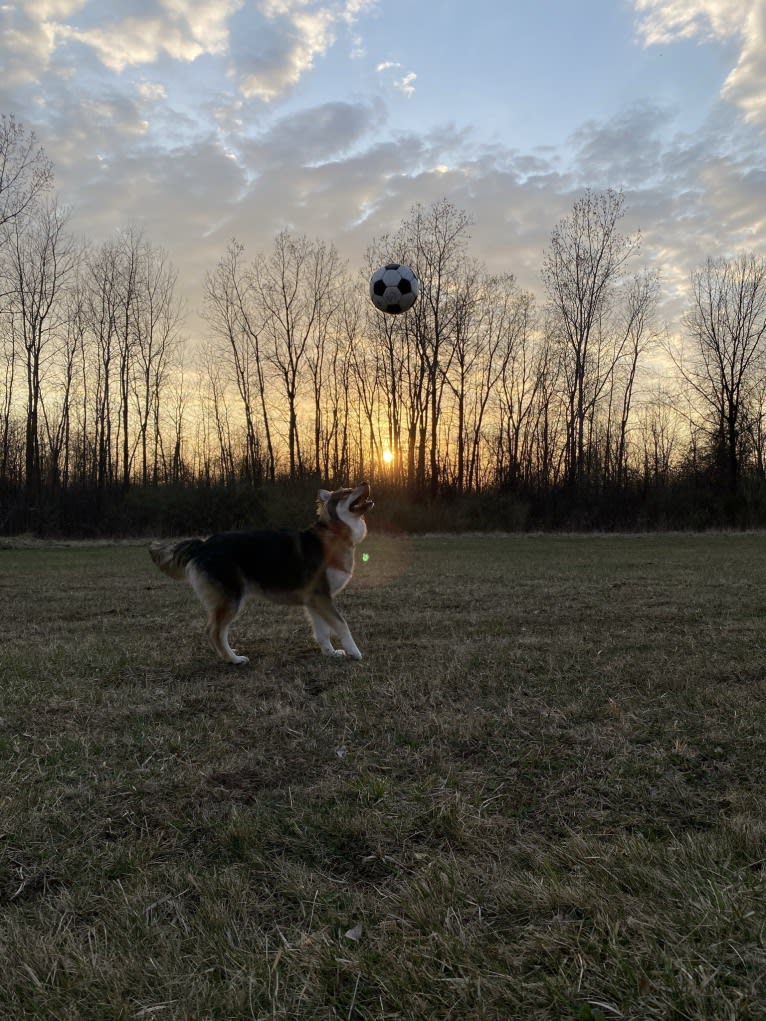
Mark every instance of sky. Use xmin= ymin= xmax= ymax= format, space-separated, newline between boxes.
xmin=1 ymin=0 xmax=766 ymax=336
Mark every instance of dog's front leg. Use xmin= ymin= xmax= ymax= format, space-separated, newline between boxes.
xmin=306 ymin=599 xmax=362 ymax=660
xmin=334 ymin=616 xmax=362 ymax=660
xmin=305 ymin=606 xmax=344 ymax=657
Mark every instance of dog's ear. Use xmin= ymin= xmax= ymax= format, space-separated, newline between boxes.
xmin=317 ymin=489 xmax=331 ymax=504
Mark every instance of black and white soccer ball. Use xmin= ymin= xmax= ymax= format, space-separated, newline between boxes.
xmin=369 ymin=263 xmax=419 ymax=315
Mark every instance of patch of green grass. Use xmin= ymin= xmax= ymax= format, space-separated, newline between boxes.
xmin=1 ymin=534 xmax=765 ymax=1019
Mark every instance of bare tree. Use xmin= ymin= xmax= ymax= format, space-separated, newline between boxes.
xmin=542 ymin=188 xmax=640 ymax=486
xmin=0 ymin=311 xmax=18 ymax=481
xmin=672 ymin=253 xmax=766 ymax=495
xmin=81 ymin=238 xmax=121 ymax=489
xmin=306 ymin=259 xmax=345 ymax=477
xmin=131 ymin=240 xmax=183 ymax=485
xmin=368 ymin=200 xmax=473 ymax=493
xmin=203 ymin=240 xmax=276 ymax=481
xmin=744 ymin=373 xmax=766 ymax=478
xmin=251 ymin=231 xmax=339 ymax=478
xmin=605 ymin=269 xmax=660 ymax=486
xmin=322 ymin=287 xmax=363 ymax=481
xmin=114 ymin=228 xmax=141 ymax=488
xmin=637 ymin=391 xmax=679 ymax=485
xmin=0 ymin=115 xmax=53 ymax=234
xmin=493 ymin=288 xmax=544 ymax=489
xmin=439 ymin=258 xmax=481 ymax=493
xmin=0 ymin=117 xmax=54 ymax=495
xmin=363 ymin=245 xmax=414 ymax=486
xmin=404 ymin=199 xmax=472 ymax=493
xmin=2 ymin=198 xmax=76 ymax=503
xmin=41 ymin=284 xmax=85 ymax=490
xmin=443 ymin=271 xmax=536 ymax=493
xmin=163 ymin=366 xmax=188 ymax=484
xmin=347 ymin=290 xmax=383 ymax=481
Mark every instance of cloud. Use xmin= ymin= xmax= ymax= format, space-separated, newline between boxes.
xmin=18 ymin=0 xmax=87 ymax=15
xmin=136 ymin=80 xmax=168 ymax=102
xmin=569 ymin=102 xmax=674 ymax=187
xmin=229 ymin=5 xmax=336 ymax=100
xmin=3 ymin=0 xmax=379 ymax=102
xmin=721 ymin=2 xmax=766 ymax=125
xmin=60 ymin=0 xmax=242 ymax=72
xmin=633 ymin=1 xmax=766 ymax=127
xmin=227 ymin=0 xmax=380 ymax=100
xmin=393 ymin=71 xmax=416 ymax=97
xmin=242 ymin=100 xmax=378 ymax=167
xmin=633 ymin=0 xmax=747 ymax=45
xmin=4 ymin=0 xmax=766 ymax=351
xmin=65 ymin=134 xmax=249 ymax=296
xmin=0 ymin=1 xmax=66 ymax=84
xmin=0 ymin=0 xmax=241 ymax=83
xmin=225 ymin=1 xmax=378 ymax=101
xmin=213 ymin=128 xmax=471 ymax=268
xmin=375 ymin=60 xmax=416 ymax=97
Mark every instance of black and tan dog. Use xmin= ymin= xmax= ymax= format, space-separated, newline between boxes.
xmin=149 ymin=483 xmax=373 ymax=664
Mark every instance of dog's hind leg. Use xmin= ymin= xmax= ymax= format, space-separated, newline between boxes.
xmin=189 ymin=568 xmax=249 ymax=665
xmin=306 ymin=595 xmax=362 ymax=660
xmin=207 ymin=599 xmax=248 ymax=665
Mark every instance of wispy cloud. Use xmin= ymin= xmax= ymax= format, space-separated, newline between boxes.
xmin=5 ymin=0 xmax=378 ymax=100
xmin=634 ymin=0 xmax=766 ymax=126
xmin=721 ymin=3 xmax=766 ymax=125
xmin=633 ymin=0 xmax=747 ymax=45
xmin=0 ymin=0 xmax=64 ymax=84
xmin=393 ymin=70 xmax=416 ymax=97
xmin=136 ymin=80 xmax=168 ymax=103
xmin=232 ymin=6 xmax=336 ymax=100
xmin=61 ymin=1 xmax=240 ymax=72
xmin=375 ymin=60 xmax=416 ymax=96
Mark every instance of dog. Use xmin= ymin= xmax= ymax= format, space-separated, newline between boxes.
xmin=149 ymin=483 xmax=374 ymax=665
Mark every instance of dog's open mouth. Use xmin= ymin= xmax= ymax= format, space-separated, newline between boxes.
xmin=350 ymin=484 xmax=374 ymax=515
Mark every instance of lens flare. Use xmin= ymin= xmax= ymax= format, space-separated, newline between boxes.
xmin=382 ymin=449 xmax=394 ymax=464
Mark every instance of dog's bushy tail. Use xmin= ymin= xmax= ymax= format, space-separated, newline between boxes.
xmin=149 ymin=538 xmax=204 ymax=580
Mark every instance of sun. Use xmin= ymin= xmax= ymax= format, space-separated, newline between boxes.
xmin=382 ymin=449 xmax=394 ymax=464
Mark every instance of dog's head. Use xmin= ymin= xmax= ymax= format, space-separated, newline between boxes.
xmin=317 ymin=483 xmax=373 ymax=543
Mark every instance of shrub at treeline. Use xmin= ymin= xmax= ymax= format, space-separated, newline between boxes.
xmin=3 ymin=116 xmax=766 ymax=535
xmin=3 ymin=473 xmax=766 ymax=537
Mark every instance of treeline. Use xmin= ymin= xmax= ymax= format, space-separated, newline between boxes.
xmin=3 ymin=113 xmax=766 ymax=535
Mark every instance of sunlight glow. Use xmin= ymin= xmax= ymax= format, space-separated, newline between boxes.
xmin=382 ymin=449 xmax=394 ymax=464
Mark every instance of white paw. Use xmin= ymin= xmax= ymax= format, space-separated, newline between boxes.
xmin=322 ymin=647 xmax=347 ymax=657
xmin=345 ymin=648 xmax=362 ymax=661
xmin=229 ymin=654 xmax=249 ymax=665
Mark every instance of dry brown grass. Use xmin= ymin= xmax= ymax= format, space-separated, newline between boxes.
xmin=0 ymin=533 xmax=765 ymax=1019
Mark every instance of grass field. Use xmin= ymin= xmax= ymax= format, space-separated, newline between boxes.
xmin=1 ymin=532 xmax=765 ymax=1020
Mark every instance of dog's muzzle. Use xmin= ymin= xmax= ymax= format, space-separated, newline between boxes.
xmin=350 ymin=483 xmax=374 ymax=514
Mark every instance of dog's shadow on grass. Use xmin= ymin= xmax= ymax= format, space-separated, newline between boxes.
xmin=167 ymin=640 xmax=354 ymax=700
